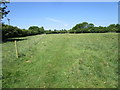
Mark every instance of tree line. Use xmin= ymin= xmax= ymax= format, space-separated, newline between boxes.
xmin=2 ymin=25 xmax=45 ymax=40
xmin=2 ymin=22 xmax=120 ymax=40
xmin=1 ymin=1 xmax=119 ymax=40
xmin=69 ymin=22 xmax=119 ymax=33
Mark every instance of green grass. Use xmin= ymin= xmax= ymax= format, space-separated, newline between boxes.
xmin=2 ymin=33 xmax=118 ymax=88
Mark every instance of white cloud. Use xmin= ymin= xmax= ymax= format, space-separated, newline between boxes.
xmin=45 ymin=17 xmax=68 ymax=27
xmin=64 ymin=24 xmax=68 ymax=27
xmin=45 ymin=17 xmax=62 ymax=23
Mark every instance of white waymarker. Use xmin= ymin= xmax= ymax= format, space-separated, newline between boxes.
xmin=14 ymin=40 xmax=19 ymax=58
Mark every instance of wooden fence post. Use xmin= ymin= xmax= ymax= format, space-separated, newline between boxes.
xmin=14 ymin=40 xmax=19 ymax=58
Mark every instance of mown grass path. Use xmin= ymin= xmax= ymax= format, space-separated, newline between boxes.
xmin=2 ymin=33 xmax=118 ymax=88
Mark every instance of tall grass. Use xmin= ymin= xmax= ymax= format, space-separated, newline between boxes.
xmin=2 ymin=33 xmax=118 ymax=88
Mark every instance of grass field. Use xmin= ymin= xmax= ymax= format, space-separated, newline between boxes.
xmin=2 ymin=33 xmax=118 ymax=88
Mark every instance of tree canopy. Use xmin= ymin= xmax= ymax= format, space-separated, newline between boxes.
xmin=2 ymin=22 xmax=119 ymax=41
xmin=0 ymin=0 xmax=10 ymax=19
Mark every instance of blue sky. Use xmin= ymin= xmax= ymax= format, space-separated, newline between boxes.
xmin=3 ymin=2 xmax=118 ymax=30
xmin=10 ymin=0 xmax=120 ymax=2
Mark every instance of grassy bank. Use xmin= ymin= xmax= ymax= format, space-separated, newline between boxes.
xmin=2 ymin=33 xmax=118 ymax=88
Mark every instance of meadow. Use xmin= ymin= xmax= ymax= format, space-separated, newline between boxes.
xmin=2 ymin=33 xmax=118 ymax=88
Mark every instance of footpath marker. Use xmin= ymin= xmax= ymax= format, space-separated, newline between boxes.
xmin=14 ymin=40 xmax=19 ymax=58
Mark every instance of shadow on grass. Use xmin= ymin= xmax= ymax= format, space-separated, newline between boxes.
xmin=2 ymin=38 xmax=27 ymax=43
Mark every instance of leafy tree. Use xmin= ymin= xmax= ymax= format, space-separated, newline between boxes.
xmin=39 ymin=26 xmax=44 ymax=34
xmin=29 ymin=26 xmax=39 ymax=31
xmin=72 ymin=22 xmax=95 ymax=33
xmin=116 ymin=24 xmax=120 ymax=32
xmin=0 ymin=0 xmax=10 ymax=19
xmin=1 ymin=0 xmax=10 ymax=41
xmin=107 ymin=24 xmax=118 ymax=32
xmin=88 ymin=23 xmax=94 ymax=28
xmin=2 ymin=24 xmax=23 ymax=39
xmin=28 ymin=26 xmax=45 ymax=34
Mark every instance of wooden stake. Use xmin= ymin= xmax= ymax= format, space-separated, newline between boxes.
xmin=14 ymin=40 xmax=19 ymax=58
